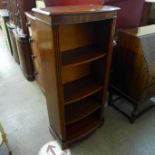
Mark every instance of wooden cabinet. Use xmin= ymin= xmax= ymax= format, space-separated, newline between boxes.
xmin=27 ymin=5 xmax=119 ymax=148
xmin=112 ymin=25 xmax=155 ymax=102
xmin=26 ymin=12 xmax=45 ymax=91
xmin=7 ymin=0 xmax=36 ymax=80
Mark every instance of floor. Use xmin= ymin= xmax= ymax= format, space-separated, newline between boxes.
xmin=0 ymin=29 xmax=155 ymax=155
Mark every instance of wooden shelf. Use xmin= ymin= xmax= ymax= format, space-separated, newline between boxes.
xmin=65 ymin=96 xmax=101 ymax=125
xmin=62 ymin=47 xmax=106 ymax=67
xmin=66 ymin=112 xmax=101 ymax=143
xmin=64 ymin=76 xmax=103 ymax=105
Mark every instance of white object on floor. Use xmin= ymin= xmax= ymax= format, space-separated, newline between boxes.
xmin=38 ymin=141 xmax=71 ymax=155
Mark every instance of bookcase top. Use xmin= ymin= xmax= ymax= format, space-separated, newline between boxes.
xmin=33 ymin=5 xmax=119 ymax=16
xmin=32 ymin=5 xmax=120 ymax=25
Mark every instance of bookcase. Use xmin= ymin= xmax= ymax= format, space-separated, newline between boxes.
xmin=26 ymin=5 xmax=119 ymax=148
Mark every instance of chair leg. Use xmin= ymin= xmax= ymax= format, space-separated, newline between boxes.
xmin=3 ymin=134 xmax=12 ymax=155
xmin=0 ymin=124 xmax=12 ymax=155
xmin=5 ymin=141 xmax=12 ymax=155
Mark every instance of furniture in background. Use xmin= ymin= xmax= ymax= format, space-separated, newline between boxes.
xmin=26 ymin=12 xmax=45 ymax=92
xmin=26 ymin=5 xmax=119 ymax=148
xmin=0 ymin=9 xmax=12 ymax=54
xmin=149 ymin=1 xmax=155 ymax=23
xmin=109 ymin=25 xmax=155 ymax=123
xmin=141 ymin=0 xmax=155 ymax=25
xmin=6 ymin=0 xmax=36 ymax=81
xmin=7 ymin=23 xmax=20 ymax=63
xmin=0 ymin=0 xmax=7 ymax=9
xmin=105 ymin=0 xmax=145 ymax=28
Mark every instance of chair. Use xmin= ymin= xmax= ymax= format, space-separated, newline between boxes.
xmin=0 ymin=123 xmax=12 ymax=155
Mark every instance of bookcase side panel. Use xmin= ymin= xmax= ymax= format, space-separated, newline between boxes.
xmin=34 ymin=19 xmax=65 ymax=140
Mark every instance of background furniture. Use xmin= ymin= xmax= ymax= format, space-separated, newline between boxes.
xmin=0 ymin=9 xmax=12 ymax=54
xmin=110 ymin=25 xmax=155 ymax=123
xmin=150 ymin=1 xmax=155 ymax=22
xmin=0 ymin=0 xmax=7 ymax=9
xmin=26 ymin=5 xmax=119 ymax=148
xmin=7 ymin=0 xmax=36 ymax=80
xmin=7 ymin=23 xmax=20 ymax=63
xmin=141 ymin=0 xmax=155 ymax=25
xmin=26 ymin=12 xmax=45 ymax=92
xmin=105 ymin=0 xmax=145 ymax=28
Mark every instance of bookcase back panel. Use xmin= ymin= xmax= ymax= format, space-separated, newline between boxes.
xmin=62 ymin=59 xmax=105 ymax=84
xmin=94 ymin=20 xmax=112 ymax=51
xmin=62 ymin=64 xmax=90 ymax=84
xmin=59 ymin=23 xmax=94 ymax=52
xmin=91 ymin=59 xmax=105 ymax=83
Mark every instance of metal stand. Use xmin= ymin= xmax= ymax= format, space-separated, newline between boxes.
xmin=0 ymin=123 xmax=12 ymax=155
xmin=109 ymin=85 xmax=154 ymax=123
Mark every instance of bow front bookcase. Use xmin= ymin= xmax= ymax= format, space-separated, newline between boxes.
xmin=26 ymin=5 xmax=119 ymax=148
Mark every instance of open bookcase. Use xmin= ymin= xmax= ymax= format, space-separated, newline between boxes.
xmin=60 ymin=21 xmax=109 ymax=143
xmin=27 ymin=5 xmax=119 ymax=149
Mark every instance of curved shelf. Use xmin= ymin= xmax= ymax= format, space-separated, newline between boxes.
xmin=62 ymin=46 xmax=106 ymax=68
xmin=66 ymin=112 xmax=101 ymax=143
xmin=65 ymin=97 xmax=101 ymax=125
xmin=64 ymin=76 xmax=103 ymax=105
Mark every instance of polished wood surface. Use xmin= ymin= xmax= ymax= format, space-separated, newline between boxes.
xmin=26 ymin=12 xmax=45 ymax=90
xmin=36 ymin=5 xmax=119 ymax=15
xmin=32 ymin=5 xmax=119 ymax=25
xmin=65 ymin=96 xmax=101 ymax=125
xmin=112 ymin=24 xmax=155 ymax=102
xmin=27 ymin=5 xmax=118 ymax=148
